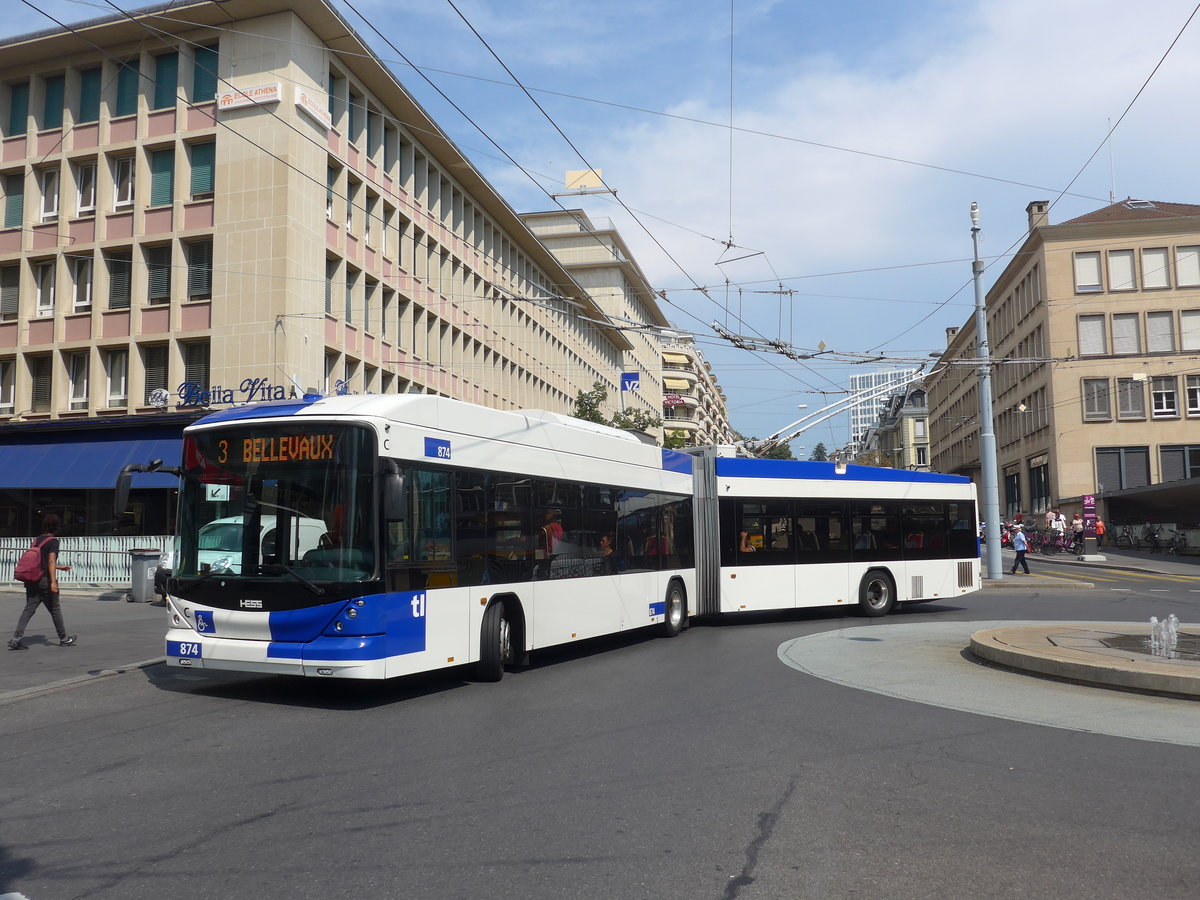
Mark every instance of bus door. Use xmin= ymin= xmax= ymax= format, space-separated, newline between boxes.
xmin=727 ymin=500 xmax=796 ymax=612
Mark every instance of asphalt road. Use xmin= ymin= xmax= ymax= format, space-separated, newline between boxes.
xmin=3 ymin=584 xmax=1200 ymax=900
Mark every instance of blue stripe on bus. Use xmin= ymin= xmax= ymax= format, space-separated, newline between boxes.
xmin=660 ymin=449 xmax=693 ymax=474
xmin=716 ymin=457 xmax=970 ymax=484
xmin=262 ymin=591 xmax=427 ymax=660
xmin=648 ymin=601 xmax=665 ymax=617
xmin=269 ymin=604 xmax=344 ymax=642
xmin=196 ymin=398 xmax=317 ymax=425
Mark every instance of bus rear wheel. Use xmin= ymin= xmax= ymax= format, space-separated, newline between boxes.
xmin=477 ymin=602 xmax=512 ymax=682
xmin=857 ymin=571 xmax=894 ymax=617
xmin=657 ymin=581 xmax=686 ymax=637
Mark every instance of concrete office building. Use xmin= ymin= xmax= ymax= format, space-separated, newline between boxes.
xmin=846 ymin=367 xmax=921 ymax=452
xmin=0 ymin=0 xmax=651 ymax=536
xmin=928 ymin=199 xmax=1200 ymax=524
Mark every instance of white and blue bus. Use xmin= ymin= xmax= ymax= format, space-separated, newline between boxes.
xmin=120 ymin=396 xmax=979 ymax=681
xmin=692 ymin=452 xmax=980 ymax=618
xmin=129 ymin=394 xmax=695 ymax=681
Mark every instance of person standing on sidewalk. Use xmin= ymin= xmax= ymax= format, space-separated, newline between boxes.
xmin=1095 ymin=517 xmax=1106 ymax=548
xmin=1010 ymin=524 xmax=1031 ymax=575
xmin=8 ymin=514 xmax=75 ymax=650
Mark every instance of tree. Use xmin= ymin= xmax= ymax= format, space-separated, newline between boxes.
xmin=759 ymin=441 xmax=794 ymax=460
xmin=808 ymin=442 xmax=829 ymax=462
xmin=663 ymin=431 xmax=688 ymax=450
xmin=572 ymin=380 xmax=665 ymax=442
xmin=611 ymin=406 xmax=664 ymax=434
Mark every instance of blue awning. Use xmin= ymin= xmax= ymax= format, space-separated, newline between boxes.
xmin=0 ymin=436 xmax=182 ymax=489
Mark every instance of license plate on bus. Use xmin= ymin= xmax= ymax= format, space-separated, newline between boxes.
xmin=167 ymin=640 xmax=203 ymax=659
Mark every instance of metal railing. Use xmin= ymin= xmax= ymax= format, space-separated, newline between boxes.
xmin=0 ymin=535 xmax=172 ymax=586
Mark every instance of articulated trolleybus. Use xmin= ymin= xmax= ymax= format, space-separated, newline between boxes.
xmin=143 ymin=394 xmax=695 ymax=681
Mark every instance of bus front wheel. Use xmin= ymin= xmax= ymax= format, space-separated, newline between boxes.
xmin=657 ymin=581 xmax=686 ymax=638
xmin=477 ymin=602 xmax=512 ymax=681
xmin=857 ymin=571 xmax=894 ymax=617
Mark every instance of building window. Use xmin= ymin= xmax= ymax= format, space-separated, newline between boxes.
xmin=34 ymin=259 xmax=55 ymax=317
xmin=105 ymin=347 xmax=128 ymax=407
xmin=71 ymin=255 xmax=92 ymax=311
xmin=346 ymin=179 xmax=357 ymax=234
xmin=75 ymin=161 xmax=96 ymax=214
xmin=1187 ymin=376 xmax=1200 ymax=417
xmin=0 ymin=357 xmax=13 ymax=413
xmin=146 ymin=244 xmax=172 ymax=303
xmin=8 ymin=81 xmax=29 ymax=136
xmin=42 ymin=74 xmax=65 ymax=130
xmin=913 ymin=417 xmax=926 ymax=438
xmin=345 ymin=268 xmax=356 ymax=323
xmin=107 ymin=250 xmax=132 ymax=309
xmin=115 ymin=61 xmax=139 ymax=117
xmin=915 ymin=446 xmax=927 ymax=466
xmin=325 ymin=258 xmax=336 ymax=314
xmin=1160 ymin=445 xmax=1200 ymax=482
xmin=326 ymin=166 xmax=336 ymax=219
xmin=1082 ymin=378 xmax=1111 ymax=421
xmin=192 ymin=45 xmax=218 ymax=103
xmin=149 ymin=148 xmax=174 ymax=208
xmin=77 ymin=67 xmax=101 ymax=124
xmin=1077 ymin=315 xmax=1106 ymax=356
xmin=189 ymin=141 xmax=214 ymax=198
xmin=1146 ymin=311 xmax=1175 ymax=352
xmin=1028 ymin=462 xmax=1050 ymax=515
xmin=113 ymin=156 xmax=134 ymax=207
xmin=1074 ymin=251 xmax=1102 ymax=293
xmin=1096 ymin=446 xmax=1149 ymax=492
xmin=4 ymin=172 xmax=24 ymax=229
xmin=1111 ymin=313 xmax=1141 ymax=354
xmin=1107 ymin=249 xmax=1135 ymax=291
xmin=1142 ymin=247 xmax=1170 ymax=289
xmin=68 ymin=351 xmax=89 ymax=410
xmin=186 ymin=240 xmax=212 ymax=299
xmin=0 ymin=264 xmax=17 ymax=322
xmin=1182 ymin=310 xmax=1200 ymax=351
xmin=153 ymin=52 xmax=178 ymax=110
xmin=1004 ymin=471 xmax=1021 ymax=520
xmin=1151 ymin=375 xmax=1178 ymax=418
xmin=1178 ymin=246 xmax=1200 ymax=287
xmin=324 ymin=352 xmax=338 ymax=394
xmin=183 ymin=341 xmax=209 ymax=387
xmin=143 ymin=344 xmax=168 ymax=404
xmin=29 ymin=355 xmax=52 ymax=412
xmin=38 ymin=168 xmax=58 ymax=222
xmin=1116 ymin=378 xmax=1146 ymax=420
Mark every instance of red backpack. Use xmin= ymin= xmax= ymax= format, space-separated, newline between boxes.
xmin=14 ymin=535 xmax=52 ymax=584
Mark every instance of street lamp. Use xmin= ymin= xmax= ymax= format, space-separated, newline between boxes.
xmin=971 ymin=202 xmax=1003 ymax=581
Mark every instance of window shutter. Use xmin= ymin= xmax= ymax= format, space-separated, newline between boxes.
xmin=4 ymin=173 xmax=24 ymax=228
xmin=1182 ymin=310 xmax=1200 ymax=351
xmin=1111 ymin=314 xmax=1140 ymax=354
xmin=1117 ymin=379 xmax=1145 ymax=418
xmin=43 ymin=75 xmax=65 ymax=130
xmin=184 ymin=342 xmax=209 ymax=384
xmin=144 ymin=345 xmax=168 ymax=402
xmin=1126 ymin=449 xmax=1150 ymax=489
xmin=30 ymin=356 xmax=51 ymax=412
xmin=1143 ymin=248 xmax=1169 ymax=288
xmin=150 ymin=149 xmax=174 ymax=208
xmin=1095 ymin=449 xmax=1121 ymax=493
xmin=116 ymin=61 xmax=139 ymax=117
xmin=1147 ymin=312 xmax=1174 ymax=352
xmin=190 ymin=142 xmax=214 ymax=196
xmin=1074 ymin=252 xmax=1102 ymax=291
xmin=1078 ymin=315 xmax=1106 ymax=355
xmin=192 ymin=46 xmax=218 ymax=103
xmin=78 ymin=68 xmax=101 ymax=123
xmin=1083 ymin=380 xmax=1110 ymax=420
xmin=1161 ymin=447 xmax=1185 ymax=483
xmin=8 ymin=82 xmax=29 ymax=135
xmin=325 ymin=259 xmax=335 ymax=314
xmin=153 ymin=52 xmax=178 ymax=110
xmin=1179 ymin=247 xmax=1200 ymax=287
xmin=108 ymin=252 xmax=131 ymax=308
xmin=0 ymin=265 xmax=18 ymax=318
xmin=147 ymin=245 xmax=171 ymax=301
xmin=1107 ymin=250 xmax=1135 ymax=290
xmin=187 ymin=241 xmax=212 ymax=298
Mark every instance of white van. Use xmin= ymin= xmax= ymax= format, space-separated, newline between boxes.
xmin=198 ymin=515 xmax=327 ymax=574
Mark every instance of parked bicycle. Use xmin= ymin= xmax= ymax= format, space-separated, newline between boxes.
xmin=1137 ymin=526 xmax=1161 ymax=553
xmin=1164 ymin=531 xmax=1187 ymax=556
xmin=1112 ymin=524 xmax=1135 ymax=549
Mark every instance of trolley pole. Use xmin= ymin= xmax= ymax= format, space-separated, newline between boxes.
xmin=971 ymin=202 xmax=1003 ymax=581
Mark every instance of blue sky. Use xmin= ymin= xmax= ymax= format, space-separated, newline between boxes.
xmin=8 ymin=0 xmax=1200 ymax=453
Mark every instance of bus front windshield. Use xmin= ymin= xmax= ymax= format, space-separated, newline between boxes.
xmin=176 ymin=423 xmax=376 ymax=583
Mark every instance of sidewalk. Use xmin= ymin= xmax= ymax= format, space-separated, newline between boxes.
xmin=0 ymin=587 xmax=165 ymax=702
xmin=982 ymin=543 xmax=1200 ymax=589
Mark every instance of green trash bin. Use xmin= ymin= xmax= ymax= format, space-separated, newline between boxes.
xmin=128 ymin=548 xmax=161 ymax=603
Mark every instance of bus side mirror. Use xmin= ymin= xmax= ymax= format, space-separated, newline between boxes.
xmin=382 ymin=459 xmax=406 ymax=521
xmin=114 ymin=466 xmax=134 ymax=516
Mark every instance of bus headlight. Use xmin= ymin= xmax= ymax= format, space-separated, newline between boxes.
xmin=335 ymin=621 xmax=343 ymax=631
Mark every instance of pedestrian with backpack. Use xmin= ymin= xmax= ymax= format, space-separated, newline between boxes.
xmin=8 ymin=513 xmax=75 ymax=650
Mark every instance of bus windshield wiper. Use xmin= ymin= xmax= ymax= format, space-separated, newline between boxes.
xmin=259 ymin=562 xmax=326 ymax=596
xmin=172 ymin=565 xmax=226 ymax=595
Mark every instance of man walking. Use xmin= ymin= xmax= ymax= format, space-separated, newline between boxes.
xmin=1010 ymin=524 xmax=1031 ymax=575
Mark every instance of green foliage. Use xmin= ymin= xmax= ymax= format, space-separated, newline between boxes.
xmin=759 ymin=441 xmax=794 ymax=460
xmin=572 ymin=380 xmax=666 ymax=442
xmin=808 ymin=442 xmax=829 ymax=462
xmin=663 ymin=431 xmax=688 ymax=450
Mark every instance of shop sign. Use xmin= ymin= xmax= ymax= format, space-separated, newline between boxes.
xmin=663 ymin=394 xmax=685 ymax=406
xmin=177 ymin=377 xmax=290 ymax=408
xmin=295 ymin=88 xmax=333 ymax=129
xmin=217 ymin=82 xmax=282 ymax=111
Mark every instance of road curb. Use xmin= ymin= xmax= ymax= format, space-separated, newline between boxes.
xmin=0 ymin=656 xmax=165 ymax=707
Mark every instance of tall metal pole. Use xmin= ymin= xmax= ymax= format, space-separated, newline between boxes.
xmin=971 ymin=202 xmax=1003 ymax=580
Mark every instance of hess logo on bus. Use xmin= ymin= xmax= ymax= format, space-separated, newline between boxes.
xmin=239 ymin=598 xmax=264 ymax=609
